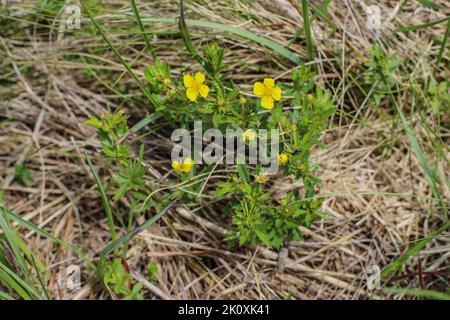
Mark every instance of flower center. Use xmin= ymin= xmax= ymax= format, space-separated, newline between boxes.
xmin=192 ymin=81 xmax=201 ymax=92
xmin=263 ymin=86 xmax=273 ymax=97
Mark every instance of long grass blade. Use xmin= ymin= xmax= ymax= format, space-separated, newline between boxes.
xmin=301 ymin=0 xmax=314 ymax=60
xmin=0 ymin=208 xmax=30 ymax=281
xmin=98 ymin=199 xmax=176 ymax=261
xmin=96 ymin=200 xmax=177 ymax=295
xmin=384 ymin=287 xmax=450 ymax=300
xmin=85 ymin=153 xmax=117 ymax=242
xmin=79 ymin=0 xmax=161 ymax=109
xmin=139 ymin=17 xmax=301 ymax=64
xmin=178 ymin=0 xmax=202 ymax=64
xmin=2 ymin=206 xmax=94 ymax=270
xmin=381 ymin=220 xmax=450 ymax=278
xmin=130 ymin=113 xmax=162 ymax=133
xmin=374 ymin=53 xmax=449 ymax=278
xmin=436 ymin=19 xmax=450 ymax=69
xmin=395 ymin=15 xmax=449 ymax=32
xmin=130 ymin=0 xmax=157 ymax=60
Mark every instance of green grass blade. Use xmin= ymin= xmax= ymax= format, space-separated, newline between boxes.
xmin=79 ymin=1 xmax=161 ymax=109
xmin=96 ymin=200 xmax=176 ymax=295
xmin=30 ymin=255 xmax=50 ymax=300
xmin=0 ymin=261 xmax=41 ymax=299
xmin=390 ymin=96 xmax=447 ymax=217
xmin=384 ymin=287 xmax=450 ymax=300
xmin=0 ymin=266 xmax=32 ymax=300
xmin=374 ymin=54 xmax=449 ymax=278
xmin=0 ymin=290 xmax=15 ymax=300
xmin=130 ymin=0 xmax=157 ymax=60
xmin=0 ymin=208 xmax=30 ymax=280
xmin=2 ymin=206 xmax=94 ymax=270
xmin=436 ymin=19 xmax=450 ymax=69
xmin=237 ymin=164 xmax=250 ymax=183
xmin=98 ymin=199 xmax=176 ymax=261
xmin=395 ymin=15 xmax=449 ymax=33
xmin=130 ymin=113 xmax=162 ymax=133
xmin=301 ymin=0 xmax=314 ymax=60
xmin=417 ymin=0 xmax=441 ymax=10
xmin=139 ymin=17 xmax=301 ymax=64
xmin=178 ymin=0 xmax=202 ymax=64
xmin=85 ymin=153 xmax=117 ymax=242
xmin=381 ymin=220 xmax=450 ymax=278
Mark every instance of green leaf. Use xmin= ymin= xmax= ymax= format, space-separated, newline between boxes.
xmin=85 ymin=116 xmax=102 ymax=128
xmin=178 ymin=0 xmax=202 ymax=64
xmin=237 ymin=164 xmax=249 ymax=183
xmin=130 ymin=113 xmax=161 ymax=133
xmin=130 ymin=0 xmax=157 ymax=60
xmin=417 ymin=0 xmax=441 ymax=10
xmin=301 ymin=0 xmax=314 ymax=60
xmin=395 ymin=16 xmax=449 ymax=33
xmin=85 ymin=154 xmax=117 ymax=242
xmin=100 ymin=200 xmax=176 ymax=259
xmin=215 ymin=182 xmax=233 ymax=197
xmin=14 ymin=164 xmax=33 ymax=187
xmin=80 ymin=1 xmax=161 ymax=109
xmin=255 ymin=229 xmax=272 ymax=247
xmin=384 ymin=287 xmax=450 ymax=300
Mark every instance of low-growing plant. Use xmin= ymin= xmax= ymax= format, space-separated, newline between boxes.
xmin=86 ymin=41 xmax=335 ymax=250
xmin=0 ymin=206 xmax=50 ymax=300
xmin=428 ymin=77 xmax=450 ymax=115
xmin=102 ymin=258 xmax=143 ymax=300
xmin=14 ymin=164 xmax=33 ymax=187
xmin=365 ymin=44 xmax=402 ymax=105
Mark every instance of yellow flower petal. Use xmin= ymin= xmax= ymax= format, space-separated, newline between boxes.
xmin=180 ymin=157 xmax=194 ymax=172
xmin=255 ymin=175 xmax=269 ymax=184
xmin=272 ymin=86 xmax=282 ymax=101
xmin=171 ymin=161 xmax=181 ymax=171
xmin=172 ymin=157 xmax=194 ymax=173
xmin=198 ymin=84 xmax=209 ymax=98
xmin=186 ymin=88 xmax=198 ymax=101
xmin=194 ymin=72 xmax=205 ymax=84
xmin=263 ymin=78 xmax=275 ymax=88
xmin=277 ymin=153 xmax=288 ymax=166
xmin=183 ymin=74 xmax=194 ymax=88
xmin=261 ymin=96 xmax=274 ymax=109
xmin=253 ymin=82 xmax=265 ymax=96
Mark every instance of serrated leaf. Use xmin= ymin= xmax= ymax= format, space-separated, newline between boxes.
xmin=85 ymin=116 xmax=102 ymax=128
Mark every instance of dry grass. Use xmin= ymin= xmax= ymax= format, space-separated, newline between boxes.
xmin=0 ymin=0 xmax=448 ymax=299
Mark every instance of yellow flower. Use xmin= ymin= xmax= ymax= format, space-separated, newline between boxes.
xmin=306 ymin=93 xmax=314 ymax=101
xmin=171 ymin=157 xmax=194 ymax=173
xmin=242 ymin=129 xmax=256 ymax=141
xmin=183 ymin=72 xmax=209 ymax=102
xmin=253 ymin=78 xmax=282 ymax=110
xmin=277 ymin=153 xmax=289 ymax=166
xmin=255 ymin=175 xmax=269 ymax=184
